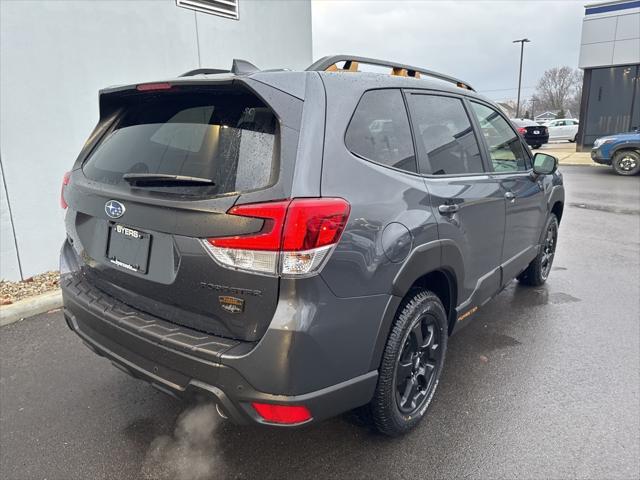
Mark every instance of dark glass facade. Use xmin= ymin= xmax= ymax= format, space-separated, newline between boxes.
xmin=578 ymin=64 xmax=640 ymax=149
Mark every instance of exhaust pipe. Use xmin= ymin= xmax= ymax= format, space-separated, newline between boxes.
xmin=215 ymin=403 xmax=228 ymax=420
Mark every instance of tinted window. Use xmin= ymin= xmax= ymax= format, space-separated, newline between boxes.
xmin=408 ymin=95 xmax=484 ymax=175
xmin=470 ymin=102 xmax=528 ymax=173
xmin=345 ymin=89 xmax=416 ymax=172
xmin=83 ymin=91 xmax=277 ymax=196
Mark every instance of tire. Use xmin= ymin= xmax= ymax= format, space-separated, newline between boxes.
xmin=532 ymin=144 xmax=541 ymax=150
xmin=518 ymin=214 xmax=559 ymax=286
xmin=612 ymin=149 xmax=640 ymax=176
xmin=369 ymin=290 xmax=448 ymax=436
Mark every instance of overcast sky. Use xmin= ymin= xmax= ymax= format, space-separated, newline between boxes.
xmin=311 ymin=0 xmax=586 ymax=103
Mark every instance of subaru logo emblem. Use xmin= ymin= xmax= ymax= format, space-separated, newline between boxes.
xmin=105 ymin=200 xmax=125 ymax=219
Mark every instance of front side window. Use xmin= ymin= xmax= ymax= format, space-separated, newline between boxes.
xmin=345 ymin=89 xmax=416 ymax=172
xmin=408 ymin=94 xmax=484 ymax=175
xmin=470 ymin=102 xmax=528 ymax=173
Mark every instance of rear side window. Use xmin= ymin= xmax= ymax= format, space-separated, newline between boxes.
xmin=407 ymin=94 xmax=484 ymax=175
xmin=83 ymin=91 xmax=278 ymax=196
xmin=345 ymin=89 xmax=416 ymax=172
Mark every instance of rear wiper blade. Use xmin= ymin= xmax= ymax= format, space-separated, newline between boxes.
xmin=122 ymin=173 xmax=215 ymax=186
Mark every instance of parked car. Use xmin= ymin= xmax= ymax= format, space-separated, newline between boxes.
xmin=545 ymin=118 xmax=579 ymax=142
xmin=591 ymin=130 xmax=640 ymax=175
xmin=511 ymin=118 xmax=549 ymax=149
xmin=60 ymin=55 xmax=565 ymax=436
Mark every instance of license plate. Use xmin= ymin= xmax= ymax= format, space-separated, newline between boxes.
xmin=533 ymin=130 xmax=540 ymax=134
xmin=106 ymin=224 xmax=151 ymax=273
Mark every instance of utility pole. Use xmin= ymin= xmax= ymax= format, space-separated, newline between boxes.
xmin=513 ymin=38 xmax=530 ymax=118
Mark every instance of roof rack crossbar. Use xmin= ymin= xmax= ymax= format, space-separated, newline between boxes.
xmin=306 ymin=55 xmax=475 ymax=91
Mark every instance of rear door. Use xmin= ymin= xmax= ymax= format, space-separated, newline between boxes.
xmin=64 ymin=82 xmax=303 ymax=341
xmin=547 ymin=120 xmax=560 ymax=139
xmin=468 ymin=101 xmax=546 ymax=284
xmin=406 ymin=91 xmax=505 ymax=310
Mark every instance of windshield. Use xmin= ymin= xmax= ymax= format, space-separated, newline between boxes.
xmin=83 ymin=91 xmax=278 ymax=196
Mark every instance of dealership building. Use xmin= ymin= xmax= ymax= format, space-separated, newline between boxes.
xmin=0 ymin=0 xmax=312 ymax=281
xmin=577 ymin=0 xmax=640 ymax=149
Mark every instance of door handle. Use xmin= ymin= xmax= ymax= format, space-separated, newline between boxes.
xmin=505 ymin=191 xmax=516 ymax=202
xmin=438 ymin=204 xmax=459 ymax=215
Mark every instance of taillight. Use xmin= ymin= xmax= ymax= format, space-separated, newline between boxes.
xmin=251 ymin=403 xmax=312 ymax=425
xmin=517 ymin=127 xmax=527 ymax=135
xmin=60 ymin=171 xmax=71 ymax=209
xmin=203 ymin=198 xmax=350 ymax=276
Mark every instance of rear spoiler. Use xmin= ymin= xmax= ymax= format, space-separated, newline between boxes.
xmin=180 ymin=59 xmax=260 ymax=77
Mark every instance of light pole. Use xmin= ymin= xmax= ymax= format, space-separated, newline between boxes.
xmin=513 ymin=38 xmax=530 ymax=118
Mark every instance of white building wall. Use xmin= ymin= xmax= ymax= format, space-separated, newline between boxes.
xmin=0 ymin=0 xmax=312 ymax=281
xmin=579 ymin=1 xmax=640 ymax=68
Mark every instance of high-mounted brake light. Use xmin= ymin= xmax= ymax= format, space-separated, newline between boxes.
xmin=60 ymin=171 xmax=71 ymax=209
xmin=251 ymin=403 xmax=312 ymax=425
xmin=136 ymin=82 xmax=172 ymax=92
xmin=203 ymin=198 xmax=350 ymax=276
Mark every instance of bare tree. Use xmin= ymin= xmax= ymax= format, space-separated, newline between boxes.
xmin=534 ymin=67 xmax=582 ymax=113
xmin=566 ymin=70 xmax=584 ymax=116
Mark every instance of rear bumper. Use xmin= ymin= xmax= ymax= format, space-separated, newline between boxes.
xmin=61 ymin=272 xmax=378 ymax=426
xmin=524 ymin=135 xmax=549 ymax=146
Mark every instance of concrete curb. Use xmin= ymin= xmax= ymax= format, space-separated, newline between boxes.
xmin=0 ymin=289 xmax=62 ymax=327
xmin=560 ymin=161 xmax=603 ymax=167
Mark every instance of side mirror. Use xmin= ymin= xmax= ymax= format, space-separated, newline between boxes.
xmin=532 ymin=152 xmax=558 ymax=175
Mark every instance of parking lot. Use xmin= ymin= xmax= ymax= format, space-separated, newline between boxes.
xmin=1 ymin=165 xmax=638 ymax=480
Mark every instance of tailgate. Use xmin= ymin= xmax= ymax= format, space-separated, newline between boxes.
xmin=62 ymin=82 xmax=302 ymax=341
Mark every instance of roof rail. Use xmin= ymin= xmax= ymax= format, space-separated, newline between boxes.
xmin=180 ymin=59 xmax=260 ymax=78
xmin=306 ymin=55 xmax=475 ymax=92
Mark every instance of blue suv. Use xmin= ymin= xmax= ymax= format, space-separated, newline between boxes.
xmin=591 ymin=131 xmax=640 ymax=175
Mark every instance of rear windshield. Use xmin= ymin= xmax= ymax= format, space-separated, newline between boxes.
xmin=83 ymin=90 xmax=278 ymax=196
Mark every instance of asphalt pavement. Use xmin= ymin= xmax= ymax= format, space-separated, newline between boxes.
xmin=1 ymin=166 xmax=639 ymax=480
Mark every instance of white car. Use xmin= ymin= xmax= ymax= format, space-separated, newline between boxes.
xmin=545 ymin=118 xmax=579 ymax=142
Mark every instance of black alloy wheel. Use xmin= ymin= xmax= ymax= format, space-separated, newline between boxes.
xmin=540 ymin=220 xmax=558 ymax=281
xmin=395 ymin=315 xmax=442 ymax=414
xmin=369 ymin=290 xmax=448 ymax=436
xmin=518 ymin=214 xmax=559 ymax=286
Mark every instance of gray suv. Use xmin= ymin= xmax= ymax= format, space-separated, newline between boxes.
xmin=60 ymin=56 xmax=564 ymax=436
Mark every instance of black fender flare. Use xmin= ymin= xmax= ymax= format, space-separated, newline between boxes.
xmin=390 ymin=240 xmax=464 ymax=299
xmin=611 ymin=143 xmax=640 ymax=157
xmin=368 ymin=240 xmax=464 ymax=370
xmin=547 ymin=185 xmax=565 ymax=215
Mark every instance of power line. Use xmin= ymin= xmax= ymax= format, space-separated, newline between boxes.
xmin=478 ymin=85 xmax=536 ymax=93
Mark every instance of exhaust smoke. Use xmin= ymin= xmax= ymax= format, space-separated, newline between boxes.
xmin=141 ymin=403 xmax=224 ymax=480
